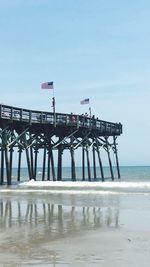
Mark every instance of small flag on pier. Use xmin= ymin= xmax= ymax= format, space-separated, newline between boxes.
xmin=41 ymin=81 xmax=54 ymax=89
xmin=80 ymin=98 xmax=89 ymax=105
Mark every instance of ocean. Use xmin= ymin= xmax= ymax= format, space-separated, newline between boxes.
xmin=5 ymin=165 xmax=150 ymax=183
xmin=1 ymin=166 xmax=150 ymax=266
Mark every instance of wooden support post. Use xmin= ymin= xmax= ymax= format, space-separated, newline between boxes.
xmin=57 ymin=145 xmax=62 ymax=181
xmin=3 ymin=130 xmax=11 ymax=185
xmin=113 ymin=136 xmax=121 ymax=179
xmin=34 ymin=149 xmax=38 ymax=180
xmin=26 ymin=148 xmax=33 ymax=180
xmin=23 ymin=131 xmax=33 ymax=180
xmin=70 ymin=136 xmax=76 ymax=181
xmin=9 ymin=147 xmax=13 ymax=181
xmin=30 ymin=146 xmax=34 ymax=179
xmin=97 ymin=149 xmax=104 ymax=182
xmin=9 ymin=131 xmax=14 ymax=180
xmin=86 ymin=148 xmax=91 ymax=181
xmin=82 ymin=146 xmax=85 ymax=181
xmin=42 ymin=146 xmax=46 ymax=181
xmin=5 ymin=147 xmax=11 ymax=185
xmin=50 ymin=148 xmax=56 ymax=181
xmin=70 ymin=146 xmax=76 ymax=181
xmin=105 ymin=138 xmax=114 ymax=181
xmin=0 ymin=148 xmax=4 ymax=185
xmin=92 ymin=145 xmax=97 ymax=180
xmin=17 ymin=148 xmax=22 ymax=182
xmin=47 ymin=148 xmax=51 ymax=180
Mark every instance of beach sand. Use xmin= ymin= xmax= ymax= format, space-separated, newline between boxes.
xmin=40 ymin=202 xmax=150 ymax=267
xmin=42 ymin=228 xmax=150 ymax=267
xmin=0 ymin=191 xmax=150 ymax=266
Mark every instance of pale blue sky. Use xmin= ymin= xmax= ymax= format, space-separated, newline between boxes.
xmin=0 ymin=0 xmax=150 ymax=165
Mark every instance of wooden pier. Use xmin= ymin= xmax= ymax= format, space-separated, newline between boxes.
xmin=0 ymin=104 xmax=122 ymax=185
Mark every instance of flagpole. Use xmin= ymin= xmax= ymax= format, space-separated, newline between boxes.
xmin=41 ymin=81 xmax=56 ymax=125
xmin=89 ymin=106 xmax=91 ymax=118
xmin=52 ymin=85 xmax=56 ymax=127
xmin=89 ymin=104 xmax=92 ymax=128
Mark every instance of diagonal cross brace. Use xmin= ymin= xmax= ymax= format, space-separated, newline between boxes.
xmin=7 ymin=127 xmax=29 ymax=148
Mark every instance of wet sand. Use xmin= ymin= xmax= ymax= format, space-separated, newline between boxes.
xmin=0 ymin=191 xmax=150 ymax=266
xmin=44 ymin=224 xmax=150 ymax=267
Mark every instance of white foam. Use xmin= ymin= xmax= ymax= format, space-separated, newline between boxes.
xmin=0 ymin=180 xmax=150 ymax=195
xmin=20 ymin=179 xmax=150 ymax=189
xmin=0 ymin=188 xmax=117 ymax=195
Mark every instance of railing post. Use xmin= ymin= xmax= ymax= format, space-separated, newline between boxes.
xmin=76 ymin=115 xmax=79 ymax=129
xmin=11 ymin=107 xmax=13 ymax=121
xmin=29 ymin=110 xmax=32 ymax=125
xmin=54 ymin=113 xmax=56 ymax=127
xmin=20 ymin=109 xmax=23 ymax=121
xmin=0 ymin=104 xmax=2 ymax=118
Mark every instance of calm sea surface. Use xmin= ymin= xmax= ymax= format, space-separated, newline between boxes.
xmin=4 ymin=165 xmax=150 ymax=183
xmin=1 ymin=166 xmax=150 ymax=266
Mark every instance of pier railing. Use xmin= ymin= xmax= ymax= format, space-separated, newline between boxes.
xmin=0 ymin=104 xmax=122 ymax=136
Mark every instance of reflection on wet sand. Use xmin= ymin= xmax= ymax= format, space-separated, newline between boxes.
xmin=0 ymin=199 xmax=119 ymax=232
xmin=0 ymin=197 xmax=119 ymax=265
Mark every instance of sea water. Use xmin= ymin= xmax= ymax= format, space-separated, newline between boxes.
xmin=5 ymin=165 xmax=150 ymax=182
xmin=1 ymin=166 xmax=150 ymax=266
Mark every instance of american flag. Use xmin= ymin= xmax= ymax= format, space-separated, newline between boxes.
xmin=41 ymin=81 xmax=54 ymax=89
xmin=80 ymin=98 xmax=89 ymax=105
